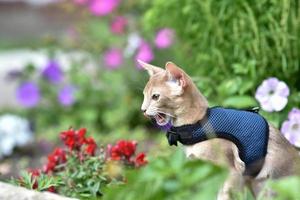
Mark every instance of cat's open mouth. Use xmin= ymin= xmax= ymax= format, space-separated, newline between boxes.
xmin=153 ymin=113 xmax=171 ymax=126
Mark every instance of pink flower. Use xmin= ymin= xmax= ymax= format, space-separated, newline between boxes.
xmin=89 ymin=0 xmax=120 ymax=16
xmin=110 ymin=16 xmax=127 ymax=34
xmin=155 ymin=28 xmax=175 ymax=49
xmin=104 ymin=48 xmax=123 ymax=69
xmin=135 ymin=41 xmax=154 ymax=69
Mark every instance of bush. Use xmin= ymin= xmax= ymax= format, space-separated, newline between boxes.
xmin=144 ymin=0 xmax=300 ymax=109
xmin=10 ymin=128 xmax=147 ymax=198
xmin=103 ymin=150 xmax=228 ymax=200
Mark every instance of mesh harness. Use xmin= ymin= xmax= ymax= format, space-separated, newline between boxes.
xmin=166 ymin=107 xmax=269 ymax=175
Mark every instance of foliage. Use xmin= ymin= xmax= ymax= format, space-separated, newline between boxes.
xmin=144 ymin=0 xmax=300 ymax=113
xmin=103 ymin=149 xmax=228 ymax=200
xmin=10 ymin=171 xmax=60 ymax=192
xmin=9 ymin=128 xmax=147 ymax=198
xmin=267 ymin=176 xmax=300 ymax=200
xmin=15 ymin=60 xmax=147 ymax=135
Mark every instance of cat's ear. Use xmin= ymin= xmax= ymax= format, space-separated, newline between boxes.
xmin=165 ymin=62 xmax=187 ymax=89
xmin=137 ymin=60 xmax=164 ymax=76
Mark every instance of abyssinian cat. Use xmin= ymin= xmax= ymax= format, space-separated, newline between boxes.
xmin=139 ymin=60 xmax=300 ymax=199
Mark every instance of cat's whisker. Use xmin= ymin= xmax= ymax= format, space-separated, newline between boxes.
xmin=149 ymin=108 xmax=176 ymax=118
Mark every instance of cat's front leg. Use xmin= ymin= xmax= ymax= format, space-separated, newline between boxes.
xmin=217 ymin=171 xmax=245 ymax=200
xmin=184 ymin=138 xmax=246 ymax=200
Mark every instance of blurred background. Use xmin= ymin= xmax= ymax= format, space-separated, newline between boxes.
xmin=0 ymin=0 xmax=299 ymax=198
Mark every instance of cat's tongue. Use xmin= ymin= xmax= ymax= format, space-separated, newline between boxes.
xmin=155 ymin=115 xmax=165 ymax=124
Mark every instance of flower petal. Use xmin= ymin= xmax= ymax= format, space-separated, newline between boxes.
xmin=266 ymin=77 xmax=279 ymax=89
xmin=260 ymin=97 xmax=274 ymax=112
xmin=270 ymin=95 xmax=288 ymax=112
xmin=288 ymin=108 xmax=300 ymax=121
xmin=274 ymin=81 xmax=289 ymax=97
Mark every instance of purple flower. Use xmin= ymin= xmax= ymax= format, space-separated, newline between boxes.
xmin=58 ymin=85 xmax=77 ymax=106
xmin=89 ymin=0 xmax=120 ymax=16
xmin=103 ymin=48 xmax=123 ymax=69
xmin=281 ymin=108 xmax=300 ymax=147
xmin=135 ymin=41 xmax=154 ymax=69
xmin=16 ymin=82 xmax=40 ymax=108
xmin=155 ymin=28 xmax=175 ymax=49
xmin=42 ymin=60 xmax=63 ymax=84
xmin=255 ymin=77 xmax=289 ymax=112
xmin=110 ymin=16 xmax=127 ymax=34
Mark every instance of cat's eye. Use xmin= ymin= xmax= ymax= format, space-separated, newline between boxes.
xmin=152 ymin=94 xmax=160 ymax=101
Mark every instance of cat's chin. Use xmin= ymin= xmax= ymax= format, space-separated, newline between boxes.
xmin=153 ymin=113 xmax=171 ymax=126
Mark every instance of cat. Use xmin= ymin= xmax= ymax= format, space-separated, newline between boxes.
xmin=139 ymin=60 xmax=300 ymax=200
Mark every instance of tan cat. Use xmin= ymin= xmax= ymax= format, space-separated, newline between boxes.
xmin=139 ymin=60 xmax=300 ymax=199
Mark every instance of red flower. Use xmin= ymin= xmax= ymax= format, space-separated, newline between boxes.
xmin=60 ymin=129 xmax=76 ymax=150
xmin=60 ymin=128 xmax=87 ymax=151
xmin=84 ymin=137 xmax=97 ymax=156
xmin=28 ymin=169 xmax=40 ymax=189
xmin=28 ymin=169 xmax=40 ymax=177
xmin=43 ymin=148 xmax=66 ymax=174
xmin=135 ymin=153 xmax=147 ymax=167
xmin=117 ymin=140 xmax=137 ymax=159
xmin=47 ymin=186 xmax=56 ymax=193
xmin=110 ymin=145 xmax=121 ymax=160
xmin=78 ymin=128 xmax=87 ymax=146
xmin=110 ymin=140 xmax=137 ymax=161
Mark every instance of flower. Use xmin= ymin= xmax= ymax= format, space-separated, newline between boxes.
xmin=135 ymin=41 xmax=154 ymax=69
xmin=42 ymin=60 xmax=63 ymax=84
xmin=135 ymin=153 xmax=147 ymax=167
xmin=47 ymin=186 xmax=56 ymax=193
xmin=110 ymin=140 xmax=137 ymax=161
xmin=43 ymin=147 xmax=66 ymax=174
xmin=110 ymin=147 xmax=121 ymax=160
xmin=60 ymin=128 xmax=86 ymax=151
xmin=110 ymin=16 xmax=127 ymax=34
xmin=255 ymin=77 xmax=289 ymax=112
xmin=28 ymin=169 xmax=40 ymax=189
xmin=116 ymin=140 xmax=136 ymax=159
xmin=85 ymin=137 xmax=97 ymax=156
xmin=103 ymin=48 xmax=123 ymax=69
xmin=89 ymin=0 xmax=120 ymax=16
xmin=0 ymin=114 xmax=33 ymax=159
xmin=58 ymin=85 xmax=77 ymax=106
xmin=281 ymin=108 xmax=300 ymax=147
xmin=16 ymin=82 xmax=40 ymax=108
xmin=155 ymin=28 xmax=175 ymax=49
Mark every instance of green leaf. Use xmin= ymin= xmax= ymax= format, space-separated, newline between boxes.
xmin=222 ymin=95 xmax=257 ymax=108
xmin=268 ymin=176 xmax=300 ymax=200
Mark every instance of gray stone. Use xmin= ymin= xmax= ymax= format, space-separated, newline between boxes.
xmin=0 ymin=182 xmax=78 ymax=200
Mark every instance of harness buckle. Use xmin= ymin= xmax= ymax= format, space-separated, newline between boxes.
xmin=166 ymin=131 xmax=179 ymax=146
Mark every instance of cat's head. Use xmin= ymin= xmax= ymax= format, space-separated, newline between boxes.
xmin=139 ymin=60 xmax=208 ymax=127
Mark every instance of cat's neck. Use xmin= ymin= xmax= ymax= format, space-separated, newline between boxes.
xmin=172 ymin=84 xmax=208 ymax=127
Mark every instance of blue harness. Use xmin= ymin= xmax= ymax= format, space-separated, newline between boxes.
xmin=166 ymin=107 xmax=269 ymax=175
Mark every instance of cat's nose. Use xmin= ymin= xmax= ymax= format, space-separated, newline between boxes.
xmin=141 ymin=109 xmax=149 ymax=118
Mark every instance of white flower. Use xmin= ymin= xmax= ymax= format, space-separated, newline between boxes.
xmin=0 ymin=114 xmax=33 ymax=159
xmin=255 ymin=77 xmax=289 ymax=112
